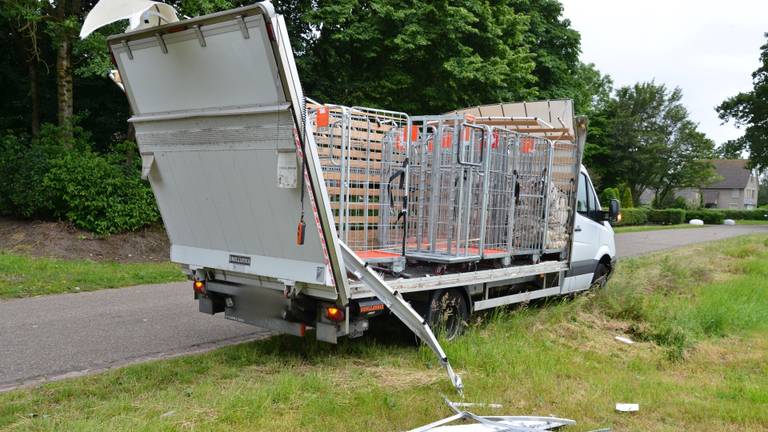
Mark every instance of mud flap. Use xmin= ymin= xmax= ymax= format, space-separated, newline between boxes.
xmin=339 ymin=241 xmax=463 ymax=396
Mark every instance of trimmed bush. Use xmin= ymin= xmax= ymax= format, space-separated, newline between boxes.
xmin=600 ymin=187 xmax=620 ymax=205
xmin=616 ymin=207 xmax=648 ymax=226
xmin=647 ymin=209 xmax=686 ymax=225
xmin=43 ymin=151 xmax=159 ymax=235
xmin=620 ymin=185 xmax=633 ymax=209
xmin=717 ymin=209 xmax=768 ymax=221
xmin=685 ymin=210 xmax=725 ymax=225
xmin=669 ymin=196 xmax=689 ymax=210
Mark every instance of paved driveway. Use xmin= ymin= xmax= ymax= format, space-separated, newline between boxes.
xmin=614 ymin=225 xmax=768 ymax=257
xmin=2 ymin=224 xmax=767 ymax=390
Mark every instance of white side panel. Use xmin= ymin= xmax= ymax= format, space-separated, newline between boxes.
xmin=113 ymin=16 xmax=285 ymax=116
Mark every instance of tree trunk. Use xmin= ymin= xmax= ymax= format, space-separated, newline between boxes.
xmin=56 ymin=37 xmax=73 ymax=131
xmin=54 ymin=0 xmax=79 ymax=141
xmin=29 ymin=60 xmax=40 ymax=137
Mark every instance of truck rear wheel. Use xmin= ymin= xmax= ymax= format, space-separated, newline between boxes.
xmin=426 ymin=289 xmax=469 ymax=341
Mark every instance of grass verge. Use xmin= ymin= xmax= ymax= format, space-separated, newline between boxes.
xmin=0 ymin=252 xmax=185 ymax=299
xmin=613 ymin=224 xmax=704 ymax=233
xmin=736 ymin=219 xmax=768 ymax=225
xmin=1 ymin=235 xmax=767 ymax=431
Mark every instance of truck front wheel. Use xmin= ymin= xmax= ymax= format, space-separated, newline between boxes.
xmin=426 ymin=289 xmax=469 ymax=340
xmin=591 ymin=263 xmax=610 ymax=289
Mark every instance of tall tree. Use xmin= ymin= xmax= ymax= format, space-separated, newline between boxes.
xmin=296 ymin=0 xmax=536 ymax=113
xmin=49 ymin=0 xmax=83 ymax=132
xmin=575 ymin=64 xmax=613 ymax=189
xmin=717 ymin=33 xmax=768 ymax=171
xmin=1 ymin=0 xmax=46 ymax=135
xmin=586 ymin=82 xmax=715 ymax=204
xmin=508 ymin=0 xmax=581 ymax=100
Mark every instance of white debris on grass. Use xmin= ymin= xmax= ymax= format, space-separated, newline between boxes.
xmin=615 ymin=403 xmax=639 ymax=412
xmin=614 ymin=336 xmax=634 ymax=344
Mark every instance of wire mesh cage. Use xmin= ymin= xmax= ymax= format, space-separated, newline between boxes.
xmin=309 ymin=104 xmax=411 ymax=263
xmin=405 ymin=116 xmax=487 ymax=262
xmin=308 ymin=102 xmax=581 ymax=266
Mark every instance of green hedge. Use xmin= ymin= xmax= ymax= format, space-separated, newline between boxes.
xmin=600 ymin=187 xmax=620 ymax=205
xmin=0 ymin=125 xmax=160 ymax=235
xmin=716 ymin=209 xmax=768 ymax=221
xmin=647 ymin=209 xmax=686 ymax=225
xmin=685 ymin=210 xmax=725 ymax=225
xmin=615 ymin=207 xmax=768 ymax=227
xmin=616 ymin=208 xmax=648 ymax=226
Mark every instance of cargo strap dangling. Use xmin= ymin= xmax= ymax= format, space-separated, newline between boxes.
xmin=297 ymin=149 xmax=306 ymax=246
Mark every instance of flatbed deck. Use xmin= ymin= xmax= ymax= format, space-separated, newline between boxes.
xmin=349 ymin=259 xmax=568 ymax=299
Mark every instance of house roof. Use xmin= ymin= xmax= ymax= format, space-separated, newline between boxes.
xmin=703 ymin=159 xmax=753 ymax=189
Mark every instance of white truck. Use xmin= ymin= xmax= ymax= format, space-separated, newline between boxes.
xmin=106 ymin=1 xmax=618 ymax=392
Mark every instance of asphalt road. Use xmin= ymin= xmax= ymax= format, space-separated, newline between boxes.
xmin=614 ymin=224 xmax=768 ymax=257
xmin=2 ymin=224 xmax=767 ymax=391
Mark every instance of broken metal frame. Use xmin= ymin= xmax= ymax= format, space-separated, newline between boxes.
xmin=339 ymin=241 xmax=463 ymax=395
xmin=408 ymin=398 xmax=576 ymax=432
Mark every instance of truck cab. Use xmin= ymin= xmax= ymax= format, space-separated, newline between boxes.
xmin=564 ymin=166 xmax=617 ymax=293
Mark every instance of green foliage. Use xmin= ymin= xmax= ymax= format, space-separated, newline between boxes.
xmin=685 ymin=210 xmax=725 ymax=225
xmin=599 ymin=187 xmax=619 ymax=205
xmin=0 ymin=123 xmax=90 ymax=218
xmin=717 ymin=209 xmax=768 ymax=221
xmin=615 ymin=207 xmax=648 ymax=226
xmin=584 ymin=82 xmax=716 ymax=203
xmin=296 ymin=0 xmax=538 ymax=113
xmin=717 ymin=33 xmax=768 ymax=171
xmin=506 ymin=0 xmax=581 ymax=100
xmin=618 ymin=184 xmax=633 ymax=208
xmin=647 ymin=209 xmax=686 ymax=225
xmin=0 ymin=124 xmax=159 ymax=234
xmin=759 ymin=180 xmax=768 ymax=207
xmin=43 ymin=151 xmax=159 ymax=235
xmin=669 ymin=196 xmax=689 ymax=210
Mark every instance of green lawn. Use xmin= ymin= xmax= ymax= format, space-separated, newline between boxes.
xmin=0 ymin=252 xmax=185 ymax=299
xmin=737 ymin=219 xmax=768 ymax=225
xmin=1 ymin=235 xmax=768 ymax=431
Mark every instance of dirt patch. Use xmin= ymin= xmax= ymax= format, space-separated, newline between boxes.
xmin=0 ymin=217 xmax=170 ymax=263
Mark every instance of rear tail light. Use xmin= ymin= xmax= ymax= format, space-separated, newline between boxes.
xmin=193 ymin=280 xmax=206 ymax=294
xmin=325 ymin=306 xmax=345 ymax=322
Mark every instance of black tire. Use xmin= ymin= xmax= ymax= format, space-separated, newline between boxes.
xmin=426 ymin=289 xmax=469 ymax=341
xmin=591 ymin=263 xmax=610 ymax=289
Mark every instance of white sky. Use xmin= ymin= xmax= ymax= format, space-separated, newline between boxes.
xmin=559 ymin=0 xmax=767 ymax=145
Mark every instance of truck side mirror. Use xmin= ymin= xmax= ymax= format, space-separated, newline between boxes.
xmin=608 ymin=199 xmax=620 ymax=221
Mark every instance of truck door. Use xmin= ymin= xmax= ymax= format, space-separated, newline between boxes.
xmin=564 ymin=170 xmax=603 ymax=292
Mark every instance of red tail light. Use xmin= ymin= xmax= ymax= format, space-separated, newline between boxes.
xmin=325 ymin=306 xmax=345 ymax=322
